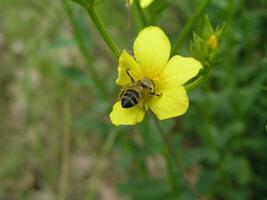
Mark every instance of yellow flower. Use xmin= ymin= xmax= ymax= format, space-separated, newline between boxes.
xmin=110 ymin=26 xmax=202 ymax=126
xmin=127 ymin=0 xmax=154 ymax=8
xmin=207 ymin=34 xmax=218 ymax=49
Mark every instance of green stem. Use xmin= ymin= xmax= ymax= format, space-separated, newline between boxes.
xmin=58 ymin=84 xmax=71 ymax=200
xmin=184 ymin=74 xmax=210 ymax=91
xmin=63 ymin=1 xmax=108 ymax=100
xmin=165 ymin=151 xmax=179 ymax=195
xmin=172 ymin=0 xmax=210 ymax=54
xmin=86 ymin=5 xmax=121 ymax=58
xmin=87 ymin=129 xmax=118 ymax=200
xmin=134 ymin=0 xmax=148 ymax=27
xmin=152 ymin=115 xmax=202 ymax=200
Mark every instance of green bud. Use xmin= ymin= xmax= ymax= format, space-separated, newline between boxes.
xmin=202 ymin=15 xmax=214 ymax=39
xmin=214 ymin=22 xmax=226 ymax=39
xmin=189 ymin=15 xmax=225 ymax=68
xmin=190 ymin=33 xmax=207 ymax=62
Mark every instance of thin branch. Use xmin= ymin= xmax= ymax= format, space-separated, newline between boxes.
xmin=87 ymin=129 xmax=118 ymax=200
xmin=86 ymin=5 xmax=121 ymax=58
xmin=58 ymin=84 xmax=71 ymax=200
xmin=172 ymin=0 xmax=210 ymax=54
xmin=152 ymin=115 xmax=202 ymax=200
xmin=134 ymin=0 xmax=148 ymax=27
xmin=184 ymin=74 xmax=210 ymax=91
xmin=63 ymin=0 xmax=108 ymax=100
xmin=126 ymin=1 xmax=132 ymax=50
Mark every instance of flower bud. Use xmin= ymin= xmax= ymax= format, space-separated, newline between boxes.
xmin=190 ymin=15 xmax=225 ymax=68
xmin=127 ymin=0 xmax=154 ymax=8
xmin=207 ymin=34 xmax=218 ymax=50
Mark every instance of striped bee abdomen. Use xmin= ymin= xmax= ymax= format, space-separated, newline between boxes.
xmin=121 ymin=89 xmax=139 ymax=108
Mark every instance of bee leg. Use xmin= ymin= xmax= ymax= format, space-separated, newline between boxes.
xmin=150 ymin=92 xmax=162 ymax=97
xmin=142 ymin=105 xmax=146 ymax=112
xmin=117 ymin=90 xmax=125 ymax=101
xmin=140 ymin=103 xmax=147 ymax=112
xmin=126 ymin=69 xmax=135 ymax=83
xmin=140 ymin=98 xmax=148 ymax=112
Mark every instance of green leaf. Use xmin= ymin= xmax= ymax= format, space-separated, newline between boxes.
xmin=60 ymin=66 xmax=93 ymax=87
xmin=197 ymin=170 xmax=219 ymax=193
xmin=242 ymin=138 xmax=267 ymax=151
xmin=149 ymin=0 xmax=176 ymax=16
xmin=74 ymin=116 xmax=109 ymax=136
xmin=71 ymin=4 xmax=94 ymax=58
xmin=182 ymin=148 xmax=219 ymax=167
xmin=50 ymin=37 xmax=76 ymax=48
xmin=138 ymin=117 xmax=165 ymax=153
xmin=71 ymin=0 xmax=94 ymax=7
xmin=223 ymin=156 xmax=251 ymax=185
xmin=118 ymin=178 xmax=175 ymax=200
xmin=261 ymin=86 xmax=267 ymax=91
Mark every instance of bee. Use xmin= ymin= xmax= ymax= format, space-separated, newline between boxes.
xmin=118 ymin=69 xmax=161 ymax=110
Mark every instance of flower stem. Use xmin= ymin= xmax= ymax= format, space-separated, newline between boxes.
xmin=134 ymin=0 xmax=148 ymax=27
xmin=58 ymin=84 xmax=71 ymax=200
xmin=185 ymin=74 xmax=210 ymax=91
xmin=63 ymin=1 xmax=108 ymax=100
xmin=152 ymin=115 xmax=202 ymax=200
xmin=86 ymin=5 xmax=121 ymax=59
xmin=165 ymin=151 xmax=179 ymax=195
xmin=87 ymin=129 xmax=118 ymax=200
xmin=172 ymin=0 xmax=210 ymax=54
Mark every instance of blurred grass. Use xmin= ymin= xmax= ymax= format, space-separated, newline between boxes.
xmin=0 ymin=0 xmax=267 ymax=199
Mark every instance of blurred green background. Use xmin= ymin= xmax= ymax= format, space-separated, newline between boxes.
xmin=0 ymin=0 xmax=267 ymax=199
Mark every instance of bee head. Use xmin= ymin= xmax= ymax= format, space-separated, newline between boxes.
xmin=140 ymin=78 xmax=154 ymax=91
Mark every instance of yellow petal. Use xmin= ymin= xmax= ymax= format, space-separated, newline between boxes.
xmin=110 ymin=101 xmax=145 ymax=126
xmin=116 ymin=50 xmax=143 ymax=86
xmin=149 ymin=86 xmax=189 ymax=120
xmin=133 ymin=26 xmax=171 ymax=78
xmin=158 ymin=55 xmax=202 ymax=89
xmin=128 ymin=0 xmax=154 ymax=8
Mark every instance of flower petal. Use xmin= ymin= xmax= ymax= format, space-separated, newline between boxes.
xmin=158 ymin=55 xmax=202 ymax=89
xmin=116 ymin=50 xmax=143 ymax=86
xmin=149 ymin=86 xmax=189 ymax=120
xmin=134 ymin=26 xmax=171 ymax=78
xmin=110 ymin=101 xmax=145 ymax=126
